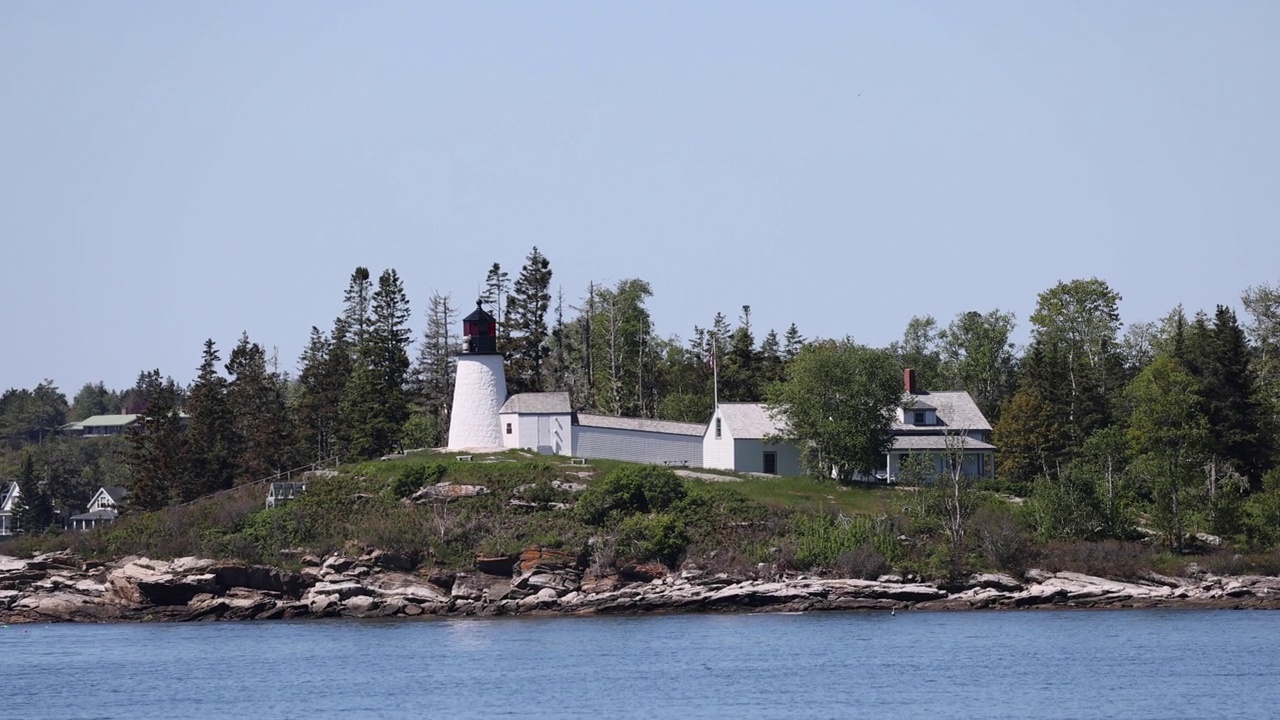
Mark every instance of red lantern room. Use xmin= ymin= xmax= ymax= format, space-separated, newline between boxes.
xmin=461 ymin=299 xmax=499 ymax=354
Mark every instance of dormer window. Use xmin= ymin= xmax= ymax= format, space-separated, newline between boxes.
xmin=913 ymin=411 xmax=926 ymax=425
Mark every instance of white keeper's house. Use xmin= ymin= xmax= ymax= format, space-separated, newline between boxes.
xmin=446 ymin=299 xmax=994 ymax=478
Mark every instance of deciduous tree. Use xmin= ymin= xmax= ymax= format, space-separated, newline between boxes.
xmin=766 ymin=340 xmax=902 ymax=480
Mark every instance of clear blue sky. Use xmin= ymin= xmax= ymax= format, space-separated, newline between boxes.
xmin=3 ymin=2 xmax=1278 ymax=394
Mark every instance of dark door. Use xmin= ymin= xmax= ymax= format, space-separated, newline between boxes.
xmin=763 ymin=451 xmax=777 ymax=475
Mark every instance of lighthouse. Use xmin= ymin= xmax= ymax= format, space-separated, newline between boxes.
xmin=447 ymin=300 xmax=508 ymax=450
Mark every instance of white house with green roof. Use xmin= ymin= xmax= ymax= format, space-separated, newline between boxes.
xmin=61 ymin=414 xmax=140 ymax=438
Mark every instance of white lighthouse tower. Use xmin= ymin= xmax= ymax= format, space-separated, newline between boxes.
xmin=447 ymin=300 xmax=507 ymax=450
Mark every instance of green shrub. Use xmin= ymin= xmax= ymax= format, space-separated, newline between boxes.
xmin=390 ymin=462 xmax=448 ymax=499
xmin=576 ymin=466 xmax=687 ymax=525
xmin=616 ymin=513 xmax=689 ymax=566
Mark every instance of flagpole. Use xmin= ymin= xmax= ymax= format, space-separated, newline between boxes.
xmin=712 ymin=333 xmax=719 ymax=410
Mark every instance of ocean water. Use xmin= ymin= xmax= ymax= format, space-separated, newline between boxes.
xmin=3 ymin=610 xmax=1277 ymax=719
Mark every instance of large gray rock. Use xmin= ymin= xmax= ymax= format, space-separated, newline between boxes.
xmin=368 ymin=573 xmax=451 ymax=604
xmin=107 ymin=559 xmax=219 ymax=606
xmin=310 ymin=581 xmax=372 ymax=601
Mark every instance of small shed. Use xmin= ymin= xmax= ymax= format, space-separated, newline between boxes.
xmin=499 ymin=392 xmax=572 ymax=455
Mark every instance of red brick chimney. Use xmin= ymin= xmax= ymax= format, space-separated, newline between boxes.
xmin=903 ymin=368 xmax=917 ymax=395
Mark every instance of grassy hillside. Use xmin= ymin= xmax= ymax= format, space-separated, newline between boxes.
xmin=5 ymin=451 xmax=1277 ymax=582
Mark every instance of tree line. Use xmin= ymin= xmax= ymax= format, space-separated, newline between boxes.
xmin=3 ymin=258 xmax=1280 ymax=550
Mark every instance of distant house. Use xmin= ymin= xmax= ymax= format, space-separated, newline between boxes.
xmin=876 ymin=369 xmax=995 ymax=482
xmin=498 ymin=391 xmax=705 ymax=467
xmin=61 ymin=414 xmax=140 ymax=438
xmin=69 ymin=486 xmax=127 ymax=531
xmin=267 ymin=482 xmax=307 ymax=509
xmin=0 ymin=482 xmax=18 ymax=536
xmin=703 ymin=403 xmax=803 ymax=476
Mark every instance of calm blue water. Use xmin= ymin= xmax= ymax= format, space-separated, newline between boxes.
xmin=3 ymin=610 xmax=1277 ymax=719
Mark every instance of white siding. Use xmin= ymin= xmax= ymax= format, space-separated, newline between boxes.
xmin=702 ymin=409 xmax=737 ymax=471
xmin=573 ymin=426 xmax=703 ymax=467
xmin=500 ymin=413 xmax=518 ymax=449
xmin=731 ymin=440 xmax=800 ymax=475
xmin=501 ymin=412 xmax=572 ymax=455
xmin=518 ymin=415 xmax=539 ymax=450
xmin=447 ymin=355 xmax=508 ymax=450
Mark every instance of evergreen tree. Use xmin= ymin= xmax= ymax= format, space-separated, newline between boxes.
xmin=13 ymin=452 xmax=54 ymax=533
xmin=1183 ymin=306 xmax=1270 ymax=489
xmin=342 ymin=266 xmax=373 ymax=348
xmin=505 ymin=247 xmax=553 ymax=393
xmin=125 ymin=374 xmax=187 ymax=512
xmin=297 ymin=320 xmax=353 ymax=463
xmin=411 ymin=291 xmax=457 ymax=446
xmin=185 ymin=339 xmax=237 ymax=499
xmin=226 ymin=334 xmax=289 ymax=484
xmin=720 ymin=306 xmax=759 ymax=401
xmin=341 ymin=269 xmax=412 ymax=459
xmin=782 ymin=323 xmax=805 ymax=363
xmin=758 ymin=329 xmax=785 ymax=387
xmin=480 ymin=263 xmax=510 ymax=325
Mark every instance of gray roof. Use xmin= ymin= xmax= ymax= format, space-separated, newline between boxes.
xmin=716 ymin=403 xmax=789 ymax=440
xmin=892 ymin=435 xmax=996 ymax=452
xmin=893 ymin=391 xmax=991 ymax=432
xmin=76 ymin=414 xmax=141 ymax=428
xmin=101 ymin=487 xmax=128 ymax=503
xmin=575 ymin=413 xmax=705 ymax=437
xmin=69 ymin=508 xmax=119 ymax=522
xmin=500 ymin=392 xmax=572 ymax=415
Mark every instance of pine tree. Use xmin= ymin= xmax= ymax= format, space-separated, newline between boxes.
xmin=125 ymin=374 xmax=187 ymax=512
xmin=1183 ymin=306 xmax=1270 ymax=489
xmin=342 ymin=266 xmax=373 ymax=348
xmin=721 ymin=306 xmax=759 ymax=401
xmin=480 ymin=263 xmax=510 ymax=325
xmin=341 ymin=269 xmax=412 ymax=459
xmin=782 ymin=323 xmax=805 ymax=362
xmin=185 ymin=340 xmax=237 ymax=499
xmin=758 ymin=329 xmax=784 ymax=387
xmin=411 ymin=291 xmax=457 ymax=445
xmin=13 ymin=452 xmax=53 ymax=533
xmin=226 ymin=335 xmax=289 ymax=484
xmin=506 ymin=247 xmax=553 ymax=393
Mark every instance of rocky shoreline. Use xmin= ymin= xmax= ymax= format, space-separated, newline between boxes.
xmin=4 ymin=548 xmax=1280 ymax=624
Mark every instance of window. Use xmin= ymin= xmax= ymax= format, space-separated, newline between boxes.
xmin=715 ymin=418 xmax=722 ymax=439
xmin=505 ymin=423 xmax=512 ymax=435
xmin=913 ymin=411 xmax=926 ymax=425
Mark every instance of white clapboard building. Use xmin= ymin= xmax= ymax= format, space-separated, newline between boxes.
xmin=499 ymin=391 xmax=702 ymax=467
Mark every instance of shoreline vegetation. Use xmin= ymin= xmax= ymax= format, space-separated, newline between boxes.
xmin=3 ymin=452 xmax=1280 ymax=623
xmin=4 ymin=271 xmax=1280 ymax=622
